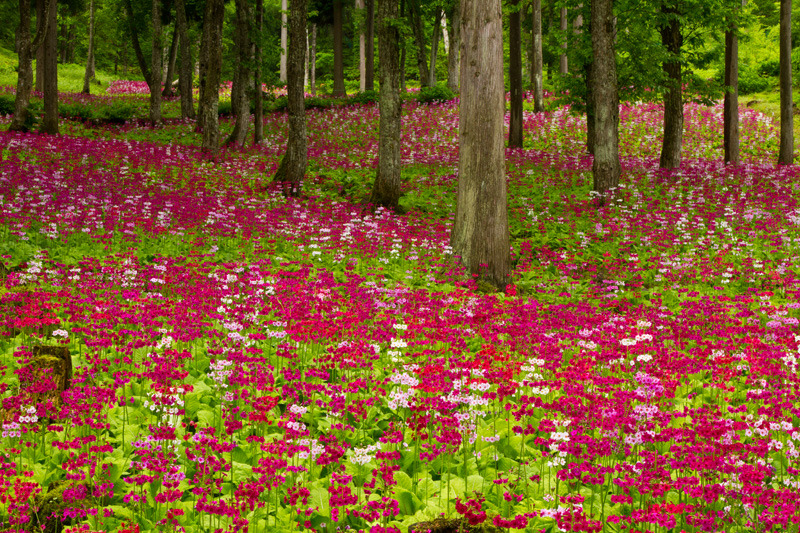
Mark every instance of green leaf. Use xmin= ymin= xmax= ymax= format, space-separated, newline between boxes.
xmin=466 ymin=474 xmax=484 ymax=494
xmin=396 ymin=488 xmax=421 ymax=515
xmin=196 ymin=409 xmax=217 ymax=428
xmin=395 ymin=471 xmax=413 ymax=492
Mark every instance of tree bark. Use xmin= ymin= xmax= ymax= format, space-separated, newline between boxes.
xmin=779 ymin=0 xmax=793 ymax=165
xmin=10 ymin=0 xmax=52 ymax=131
xmin=370 ymin=0 xmax=402 ymax=211
xmin=124 ymin=0 xmax=153 ymax=87
xmin=40 ymin=0 xmax=58 ymax=135
xmin=365 ymin=0 xmax=375 ymax=90
xmin=724 ymin=15 xmax=740 ymax=165
xmin=408 ymin=0 xmax=429 ymax=86
xmin=81 ymin=0 xmax=96 ymax=94
xmin=509 ymin=0 xmax=523 ymax=149
xmin=199 ymin=0 xmax=224 ymax=153
xmin=149 ymin=0 xmax=163 ymax=127
xmin=309 ymin=23 xmax=317 ymax=95
xmin=357 ymin=0 xmax=366 ymax=91
xmin=162 ymin=26 xmax=179 ymax=97
xmin=531 ymin=0 xmax=543 ymax=112
xmin=659 ymin=3 xmax=682 ymax=169
xmin=446 ymin=0 xmax=460 ymax=92
xmin=559 ymin=6 xmax=567 ymax=75
xmin=427 ymin=7 xmax=442 ymax=86
xmin=253 ymin=0 xmax=264 ymax=144
xmin=175 ymin=0 xmax=196 ymax=119
xmin=452 ymin=0 xmax=510 ymax=291
xmin=227 ymin=0 xmax=252 ymax=146
xmin=272 ymin=0 xmax=308 ymax=195
xmin=591 ymin=0 xmax=619 ymax=203
xmin=280 ymin=0 xmax=287 ymax=83
xmin=333 ymin=0 xmax=346 ymax=96
xmin=36 ymin=0 xmax=44 ymax=91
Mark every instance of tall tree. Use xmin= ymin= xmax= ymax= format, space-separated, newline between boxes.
xmin=370 ymin=0 xmax=402 ymax=210
xmin=273 ymin=0 xmax=308 ymax=195
xmin=559 ymin=6 xmax=567 ymax=75
xmin=453 ymin=0 xmax=510 ymax=291
xmin=530 ymin=0 xmax=544 ymax=112
xmin=149 ymin=0 xmax=164 ymax=127
xmin=81 ymin=0 xmax=96 ymax=94
xmin=723 ymin=2 xmax=741 ymax=165
xmin=254 ymin=0 xmax=264 ymax=144
xmin=508 ymin=0 xmax=523 ymax=148
xmin=779 ymin=0 xmax=793 ymax=165
xmin=591 ymin=0 xmax=619 ymax=203
xmin=446 ymin=0 xmax=460 ymax=92
xmin=227 ymin=0 xmax=252 ymax=146
xmin=162 ymin=28 xmax=179 ymax=97
xmin=280 ymin=0 xmax=288 ymax=82
xmin=365 ymin=0 xmax=375 ymax=90
xmin=659 ymin=2 xmax=682 ymax=169
xmin=428 ymin=7 xmax=443 ymax=86
xmin=199 ymin=0 xmax=224 ymax=153
xmin=124 ymin=0 xmax=153 ymax=88
xmin=10 ymin=0 xmax=54 ymax=132
xmin=175 ymin=0 xmax=196 ymax=119
xmin=309 ymin=23 xmax=317 ymax=95
xmin=40 ymin=0 xmax=58 ymax=134
xmin=332 ymin=0 xmax=346 ymax=96
xmin=408 ymin=0 xmax=430 ymax=85
xmin=357 ymin=0 xmax=366 ymax=91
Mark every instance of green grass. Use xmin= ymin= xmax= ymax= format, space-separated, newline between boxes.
xmin=0 ymin=45 xmax=118 ymax=93
xmin=741 ymin=88 xmax=800 ymax=140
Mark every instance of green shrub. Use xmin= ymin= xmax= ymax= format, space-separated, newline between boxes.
xmin=758 ymin=59 xmax=780 ymax=78
xmin=59 ymin=102 xmax=94 ymax=121
xmin=416 ymin=85 xmax=456 ymax=104
xmin=350 ymin=90 xmax=378 ymax=104
xmin=96 ymin=102 xmax=136 ymax=123
xmin=269 ymin=96 xmax=288 ymax=112
xmin=217 ymin=100 xmax=233 ymax=116
xmin=306 ymin=96 xmax=339 ymax=110
xmin=0 ymin=93 xmax=14 ymax=115
xmin=738 ymin=66 xmax=771 ymax=95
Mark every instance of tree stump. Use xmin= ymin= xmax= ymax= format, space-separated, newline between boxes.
xmin=1 ymin=346 xmax=72 ymax=422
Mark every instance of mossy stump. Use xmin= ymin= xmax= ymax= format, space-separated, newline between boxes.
xmin=408 ymin=518 xmax=501 ymax=533
xmin=1 ymin=346 xmax=71 ymax=422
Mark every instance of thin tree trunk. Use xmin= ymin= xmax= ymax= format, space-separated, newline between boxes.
xmin=175 ymin=0 xmax=195 ymax=119
xmin=280 ymin=0 xmax=287 ymax=83
xmin=559 ymin=6 xmax=567 ymax=75
xmin=149 ymin=0 xmax=163 ymax=127
xmin=446 ymin=0 xmax=460 ymax=92
xmin=408 ymin=0 xmax=429 ymax=86
xmin=531 ymin=0 xmax=543 ymax=111
xmin=779 ymin=0 xmax=793 ymax=165
xmin=585 ymin=59 xmax=595 ymax=154
xmin=227 ymin=0 xmax=252 ymax=146
xmin=724 ymin=15 xmax=740 ymax=165
xmin=309 ymin=23 xmax=317 ymax=95
xmin=453 ymin=0 xmax=510 ymax=291
xmin=124 ymin=0 xmax=153 ymax=87
xmin=40 ymin=0 xmax=58 ymax=134
xmin=11 ymin=0 xmax=52 ymax=131
xmin=333 ymin=0 xmax=346 ymax=96
xmin=36 ymin=0 xmax=44 ymax=91
xmin=162 ymin=26 xmax=179 ymax=97
xmin=253 ymin=0 xmax=264 ymax=144
xmin=365 ymin=0 xmax=375 ymax=90
xmin=659 ymin=3 xmax=682 ymax=169
xmin=370 ymin=0 xmax=402 ymax=210
xmin=82 ymin=0 xmax=95 ymax=94
xmin=427 ymin=7 xmax=442 ymax=86
xmin=200 ymin=0 xmax=224 ymax=153
xmin=357 ymin=0 xmax=366 ymax=91
xmin=591 ymin=0 xmax=619 ymax=203
xmin=509 ymin=0 xmax=523 ymax=149
xmin=273 ymin=0 xmax=308 ymax=195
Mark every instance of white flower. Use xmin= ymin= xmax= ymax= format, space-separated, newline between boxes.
xmin=52 ymin=329 xmax=69 ymax=338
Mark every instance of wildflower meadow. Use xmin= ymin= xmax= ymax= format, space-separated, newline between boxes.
xmin=0 ymin=86 xmax=799 ymax=533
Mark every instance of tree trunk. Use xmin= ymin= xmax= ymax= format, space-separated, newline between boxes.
xmin=370 ymin=0 xmax=402 ymax=211
xmin=531 ymin=0 xmax=543 ymax=112
xmin=452 ymin=0 xmax=510 ymax=291
xmin=659 ymin=3 xmax=682 ymax=169
xmin=427 ymin=7 xmax=442 ymax=86
xmin=559 ymin=6 xmax=567 ymax=75
xmin=81 ymin=0 xmax=95 ymax=94
xmin=280 ymin=0 xmax=287 ymax=83
xmin=11 ymin=0 xmax=52 ymax=132
xmin=227 ymin=0 xmax=252 ymax=146
xmin=779 ymin=0 xmax=793 ymax=165
xmin=124 ymin=0 xmax=153 ymax=87
xmin=724 ymin=16 xmax=740 ymax=165
xmin=591 ymin=0 xmax=619 ymax=203
xmin=175 ymin=0 xmax=195 ymax=119
xmin=309 ymin=23 xmax=317 ymax=95
xmin=333 ymin=0 xmax=346 ymax=96
xmin=273 ymin=0 xmax=308 ymax=195
xmin=357 ymin=0 xmax=365 ymax=91
xmin=408 ymin=0 xmax=429 ymax=86
xmin=253 ymin=0 xmax=264 ymax=144
xmin=509 ymin=0 xmax=523 ymax=149
xmin=40 ymin=0 xmax=58 ymax=135
xmin=162 ymin=26 xmax=179 ymax=97
xmin=446 ymin=0 xmax=460 ymax=92
xmin=149 ymin=0 xmax=163 ymax=127
xmin=199 ymin=0 xmax=224 ymax=153
xmin=36 ymin=0 xmax=44 ymax=91
xmin=365 ymin=0 xmax=375 ymax=90
xmin=585 ymin=59 xmax=595 ymax=154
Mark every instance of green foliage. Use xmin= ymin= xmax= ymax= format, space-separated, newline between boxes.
xmin=349 ymin=90 xmax=378 ymax=105
xmin=758 ymin=59 xmax=780 ymax=78
xmin=95 ymin=101 xmax=137 ymax=123
xmin=738 ymin=65 xmax=772 ymax=95
xmin=416 ymin=85 xmax=456 ymax=104
xmin=0 ymin=93 xmax=14 ymax=116
xmin=218 ymin=99 xmax=233 ymax=116
xmin=59 ymin=102 xmax=95 ymax=121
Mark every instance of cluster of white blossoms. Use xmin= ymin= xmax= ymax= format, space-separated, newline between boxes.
xmin=1 ymin=421 xmax=21 ymax=439
xmin=294 ymin=438 xmax=324 ymax=460
xmin=208 ymin=359 xmax=234 ymax=389
xmin=18 ymin=406 xmax=38 ymax=424
xmin=143 ymin=389 xmax=184 ymax=427
xmin=349 ymin=444 xmax=379 ymax=466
